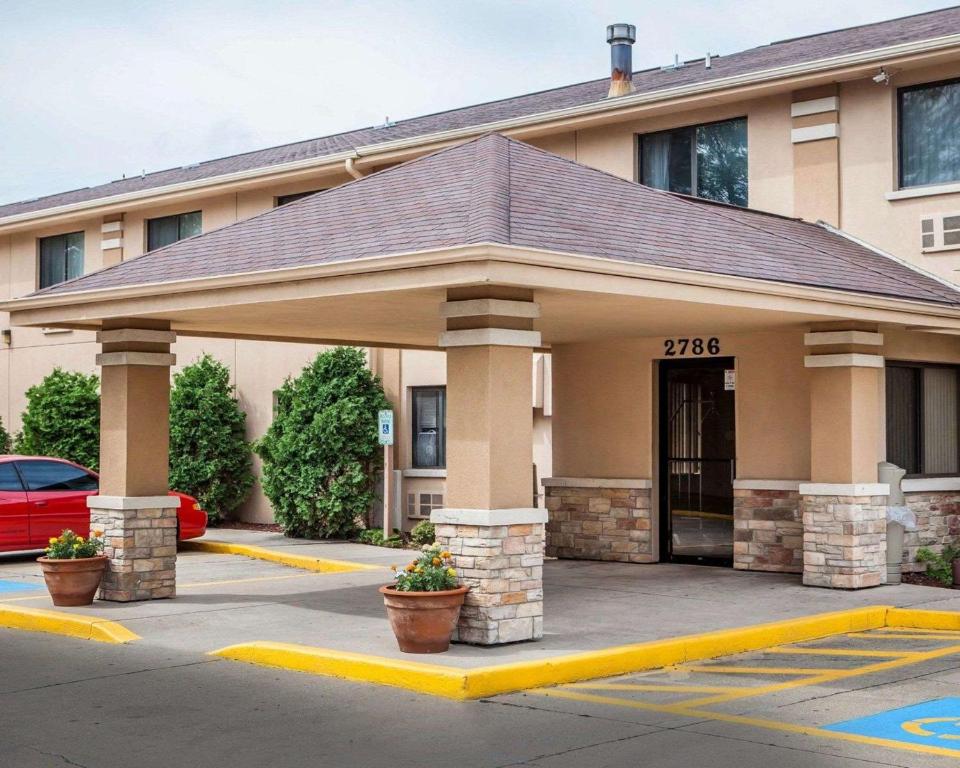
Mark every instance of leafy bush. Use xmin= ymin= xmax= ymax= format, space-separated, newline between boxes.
xmin=357 ymin=528 xmax=403 ymax=548
xmin=0 ymin=418 xmax=11 ymax=453
xmin=917 ymin=545 xmax=959 ymax=585
xmin=255 ymin=348 xmax=390 ymax=538
xmin=15 ymin=368 xmax=100 ymax=469
xmin=169 ymin=355 xmax=254 ymax=524
xmin=44 ymin=529 xmax=104 ymax=560
xmin=410 ymin=520 xmax=435 ymax=546
xmin=391 ymin=543 xmax=458 ymax=592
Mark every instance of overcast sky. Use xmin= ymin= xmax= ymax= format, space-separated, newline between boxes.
xmin=0 ymin=0 xmax=952 ymax=205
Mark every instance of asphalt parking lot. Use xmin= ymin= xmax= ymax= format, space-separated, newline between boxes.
xmin=1 ymin=540 xmax=959 ymax=767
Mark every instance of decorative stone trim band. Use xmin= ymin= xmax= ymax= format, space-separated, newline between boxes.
xmin=804 ymin=331 xmax=883 ymax=346
xmin=401 ymin=468 xmax=446 ymax=478
xmin=440 ymin=298 xmax=541 ymax=319
xmin=733 ymin=479 xmax=803 ymax=491
xmin=97 ymin=328 xmax=177 ymax=345
xmin=790 ymin=96 xmax=839 ymax=117
xmin=101 ymin=238 xmax=123 ymax=251
xmin=96 ymin=351 xmax=177 ymax=367
xmin=438 ymin=328 xmax=542 ymax=348
xmin=430 ymin=507 xmax=548 ymax=525
xmin=88 ymin=495 xmax=181 ymax=510
xmin=542 ymin=477 xmax=652 ymax=489
xmin=803 ymin=353 xmax=884 ymax=368
xmin=902 ymin=476 xmax=960 ymax=492
xmin=798 ymin=483 xmax=889 ymax=496
xmin=101 ymin=220 xmax=123 ymax=234
xmin=791 ymin=123 xmax=839 ymax=143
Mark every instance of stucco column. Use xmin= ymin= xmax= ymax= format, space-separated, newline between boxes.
xmin=89 ymin=321 xmax=179 ymax=602
xmin=800 ymin=329 xmax=887 ymax=589
xmin=791 ymin=85 xmax=840 ymax=226
xmin=431 ymin=288 xmax=546 ymax=645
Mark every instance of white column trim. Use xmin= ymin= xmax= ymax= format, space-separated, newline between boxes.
xmin=88 ymin=495 xmax=181 ymax=510
xmin=804 ymin=353 xmax=884 ymax=368
xmin=791 ymin=123 xmax=839 ymax=143
xmin=96 ymin=351 xmax=176 ymax=367
xmin=733 ymin=479 xmax=804 ymax=491
xmin=440 ymin=298 xmax=540 ymax=319
xmin=542 ymin=477 xmax=652 ymax=489
xmin=101 ymin=238 xmax=123 ymax=250
xmin=790 ymin=96 xmax=839 ymax=117
xmin=799 ymin=483 xmax=889 ymax=496
xmin=902 ymin=477 xmax=960 ymax=493
xmin=804 ymin=331 xmax=883 ymax=346
xmin=439 ymin=328 xmax=541 ymax=348
xmin=97 ymin=328 xmax=177 ymax=344
xmin=100 ymin=221 xmax=123 ymax=234
xmin=430 ymin=508 xmax=548 ymax=526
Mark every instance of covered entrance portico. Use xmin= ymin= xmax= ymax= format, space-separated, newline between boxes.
xmin=6 ymin=134 xmax=960 ymax=645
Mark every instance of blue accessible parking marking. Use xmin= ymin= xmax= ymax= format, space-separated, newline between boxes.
xmin=826 ymin=698 xmax=960 ymax=751
xmin=0 ymin=579 xmax=42 ymax=593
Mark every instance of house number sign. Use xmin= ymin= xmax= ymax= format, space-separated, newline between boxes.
xmin=663 ymin=337 xmax=721 ymax=357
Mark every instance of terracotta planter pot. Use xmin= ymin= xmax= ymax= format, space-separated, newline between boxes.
xmin=37 ymin=556 xmax=108 ymax=607
xmin=379 ymin=584 xmax=469 ymax=653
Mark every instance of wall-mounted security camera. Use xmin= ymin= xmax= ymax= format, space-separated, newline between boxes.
xmin=872 ymin=67 xmax=891 ymax=85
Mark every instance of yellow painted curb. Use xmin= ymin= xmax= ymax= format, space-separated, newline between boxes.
xmin=211 ymin=606 xmax=890 ymax=700
xmin=886 ymin=607 xmax=960 ymax=632
xmin=181 ymin=540 xmax=382 ymax=574
xmin=0 ymin=604 xmax=140 ymax=644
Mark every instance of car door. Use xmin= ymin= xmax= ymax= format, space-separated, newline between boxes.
xmin=0 ymin=461 xmax=30 ymax=551
xmin=19 ymin=459 xmax=99 ymax=548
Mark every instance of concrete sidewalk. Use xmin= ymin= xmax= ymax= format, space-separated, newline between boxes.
xmin=0 ymin=529 xmax=958 ymax=667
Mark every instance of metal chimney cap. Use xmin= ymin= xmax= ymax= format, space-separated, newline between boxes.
xmin=606 ymin=23 xmax=636 ymax=45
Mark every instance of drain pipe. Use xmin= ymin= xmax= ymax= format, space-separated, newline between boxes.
xmin=344 ymin=156 xmax=365 ymax=180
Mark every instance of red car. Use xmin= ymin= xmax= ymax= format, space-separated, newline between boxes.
xmin=0 ymin=455 xmax=207 ymax=552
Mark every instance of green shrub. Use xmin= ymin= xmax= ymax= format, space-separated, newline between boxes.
xmin=255 ymin=348 xmax=390 ymax=539
xmin=357 ymin=528 xmax=403 ymax=548
xmin=0 ymin=418 xmax=11 ymax=453
xmin=917 ymin=545 xmax=959 ymax=585
xmin=15 ymin=368 xmax=100 ymax=469
xmin=410 ymin=520 xmax=435 ymax=546
xmin=169 ymin=355 xmax=254 ymax=524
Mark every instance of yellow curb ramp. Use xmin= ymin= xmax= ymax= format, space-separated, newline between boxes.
xmin=0 ymin=604 xmax=140 ymax=644
xmin=181 ymin=540 xmax=382 ymax=574
xmin=211 ymin=605 xmax=893 ymax=700
xmin=886 ymin=607 xmax=960 ymax=632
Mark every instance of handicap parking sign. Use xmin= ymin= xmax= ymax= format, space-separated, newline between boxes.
xmin=826 ymin=698 xmax=960 ymax=751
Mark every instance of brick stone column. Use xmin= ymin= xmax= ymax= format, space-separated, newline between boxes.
xmin=800 ymin=485 xmax=888 ymax=588
xmin=94 ymin=322 xmax=178 ymax=602
xmin=732 ymin=481 xmax=803 ymax=573
xmin=436 ymin=287 xmax=544 ymax=644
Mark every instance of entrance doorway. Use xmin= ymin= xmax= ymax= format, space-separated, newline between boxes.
xmin=658 ymin=357 xmax=736 ymax=566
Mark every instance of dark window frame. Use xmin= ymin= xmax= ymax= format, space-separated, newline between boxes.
xmin=885 ymin=360 xmax=960 ymax=477
xmin=411 ymin=386 xmax=446 ymax=469
xmin=146 ymin=210 xmax=202 ymax=251
xmin=275 ymin=190 xmax=323 ymax=207
xmin=637 ymin=115 xmax=749 ymax=206
xmin=37 ymin=231 xmax=84 ymax=289
xmin=897 ymin=76 xmax=960 ymax=190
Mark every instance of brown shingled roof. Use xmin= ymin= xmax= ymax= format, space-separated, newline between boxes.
xmin=33 ymin=134 xmax=960 ymax=307
xmin=2 ymin=6 xmax=959 ymax=220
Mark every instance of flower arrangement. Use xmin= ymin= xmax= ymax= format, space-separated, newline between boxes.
xmin=391 ymin=542 xmax=458 ymax=592
xmin=44 ymin=529 xmax=105 ymax=560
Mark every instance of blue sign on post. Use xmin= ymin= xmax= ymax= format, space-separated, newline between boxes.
xmin=378 ymin=410 xmax=394 ymax=446
xmin=826 ymin=698 xmax=960 ymax=752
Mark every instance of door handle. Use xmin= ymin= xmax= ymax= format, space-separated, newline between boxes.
xmin=33 ymin=500 xmax=48 ymax=507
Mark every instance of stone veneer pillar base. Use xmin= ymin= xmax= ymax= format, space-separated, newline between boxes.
xmin=800 ymin=483 xmax=888 ymax=589
xmin=542 ymin=478 xmax=653 ymax=562
xmin=88 ymin=495 xmax=180 ymax=602
xmin=431 ymin=507 xmax=547 ymax=645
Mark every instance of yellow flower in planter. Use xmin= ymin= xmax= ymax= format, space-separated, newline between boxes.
xmin=431 ymin=557 xmax=442 ymax=566
xmin=440 ymin=551 xmax=451 ymax=559
xmin=446 ymin=567 xmax=457 ymax=578
xmin=48 ymin=537 xmax=57 ymax=545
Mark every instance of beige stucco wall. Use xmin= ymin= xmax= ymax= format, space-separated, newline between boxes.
xmin=552 ymin=330 xmax=811 ymax=482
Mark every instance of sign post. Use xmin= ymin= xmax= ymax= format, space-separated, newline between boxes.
xmin=378 ymin=410 xmax=394 ymax=539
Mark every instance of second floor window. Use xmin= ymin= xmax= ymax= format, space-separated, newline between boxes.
xmin=899 ymin=78 xmax=960 ymax=189
xmin=886 ymin=362 xmax=959 ymax=476
xmin=147 ymin=211 xmax=201 ymax=251
xmin=39 ymin=232 xmax=83 ymax=289
xmin=639 ymin=117 xmax=748 ymax=207
xmin=276 ymin=190 xmax=323 ymax=206
xmin=412 ymin=386 xmax=445 ymax=469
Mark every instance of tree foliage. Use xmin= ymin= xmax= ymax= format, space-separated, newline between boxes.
xmin=15 ymin=368 xmax=100 ymax=469
xmin=255 ymin=348 xmax=390 ymax=538
xmin=0 ymin=418 xmax=11 ymax=454
xmin=169 ymin=355 xmax=254 ymax=524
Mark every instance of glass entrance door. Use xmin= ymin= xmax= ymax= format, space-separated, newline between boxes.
xmin=659 ymin=358 xmax=736 ymax=565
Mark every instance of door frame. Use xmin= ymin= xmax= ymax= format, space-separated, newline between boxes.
xmin=657 ymin=356 xmax=737 ymax=566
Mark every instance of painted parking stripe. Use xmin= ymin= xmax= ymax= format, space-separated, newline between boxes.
xmin=826 ymin=697 xmax=960 ymax=753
